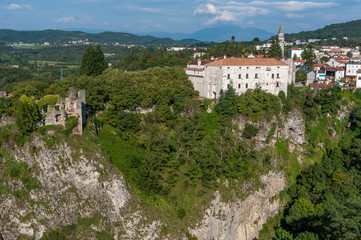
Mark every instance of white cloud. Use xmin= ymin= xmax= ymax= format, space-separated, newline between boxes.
xmin=5 ymin=3 xmax=32 ymax=10
xmin=194 ymin=2 xmax=269 ymax=24
xmin=251 ymin=1 xmax=337 ymax=11
xmin=194 ymin=1 xmax=336 ymax=24
xmin=55 ymin=17 xmax=77 ymax=23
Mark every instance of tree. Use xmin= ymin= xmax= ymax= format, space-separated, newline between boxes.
xmin=216 ymin=87 xmax=238 ymax=117
xmin=268 ymin=38 xmax=282 ymax=58
xmin=15 ymin=95 xmax=41 ymax=134
xmin=296 ymin=70 xmax=307 ymax=82
xmin=79 ymin=44 xmax=107 ymax=76
xmin=302 ymin=45 xmax=315 ymax=72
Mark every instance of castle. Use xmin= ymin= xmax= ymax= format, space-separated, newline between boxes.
xmin=185 ymin=25 xmax=295 ymax=99
xmin=43 ymin=88 xmax=86 ymax=135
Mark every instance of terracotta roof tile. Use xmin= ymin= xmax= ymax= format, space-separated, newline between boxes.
xmin=184 ymin=68 xmax=204 ymax=71
xmin=205 ymin=58 xmax=287 ymax=66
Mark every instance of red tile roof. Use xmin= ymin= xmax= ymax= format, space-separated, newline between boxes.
xmin=184 ymin=68 xmax=204 ymax=71
xmin=206 ymin=58 xmax=287 ymax=66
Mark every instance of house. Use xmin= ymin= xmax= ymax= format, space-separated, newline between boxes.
xmin=327 ymin=57 xmax=349 ymax=68
xmin=0 ymin=91 xmax=7 ymax=97
xmin=357 ymin=69 xmax=361 ymax=88
xmin=293 ymin=60 xmax=306 ymax=67
xmin=340 ymin=47 xmax=352 ymax=55
xmin=345 ymin=62 xmax=361 ymax=83
xmin=288 ymin=48 xmax=303 ymax=59
xmin=328 ymin=49 xmax=345 ymax=57
xmin=192 ymin=58 xmax=291 ymax=99
xmin=255 ymin=42 xmax=272 ymax=51
xmin=335 ymin=67 xmax=345 ymax=81
xmin=350 ymin=51 xmax=360 ymax=58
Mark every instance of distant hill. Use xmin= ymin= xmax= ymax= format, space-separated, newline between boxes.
xmin=139 ymin=26 xmax=274 ymax=42
xmin=285 ymin=19 xmax=361 ymax=41
xmin=0 ymin=29 xmax=182 ymax=46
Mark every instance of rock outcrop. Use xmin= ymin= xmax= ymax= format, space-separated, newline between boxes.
xmin=190 ymin=171 xmax=287 ymax=240
xmin=0 ymin=135 xmax=160 ymax=239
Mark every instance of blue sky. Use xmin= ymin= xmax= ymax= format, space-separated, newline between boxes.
xmin=0 ymin=0 xmax=360 ymax=34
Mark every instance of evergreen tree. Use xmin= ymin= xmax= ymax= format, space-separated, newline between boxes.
xmin=79 ymin=44 xmax=107 ymax=76
xmin=302 ymin=45 xmax=316 ymax=72
xmin=268 ymin=38 xmax=283 ymax=58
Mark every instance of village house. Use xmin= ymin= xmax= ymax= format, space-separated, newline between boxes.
xmin=345 ymin=62 xmax=361 ymax=85
xmin=288 ymin=48 xmax=303 ymax=59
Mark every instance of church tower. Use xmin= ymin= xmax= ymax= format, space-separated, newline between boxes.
xmin=278 ymin=24 xmax=285 ymax=58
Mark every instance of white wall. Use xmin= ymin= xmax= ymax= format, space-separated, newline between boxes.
xmin=203 ymin=64 xmax=289 ymax=98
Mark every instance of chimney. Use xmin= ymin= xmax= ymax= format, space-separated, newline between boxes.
xmin=224 ymin=55 xmax=227 ymax=59
xmin=211 ymin=56 xmax=214 ymax=61
xmin=198 ymin=58 xmax=201 ymax=69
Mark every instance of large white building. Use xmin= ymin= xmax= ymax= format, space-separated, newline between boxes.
xmin=190 ymin=58 xmax=292 ymax=99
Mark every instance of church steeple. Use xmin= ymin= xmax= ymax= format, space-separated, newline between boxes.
xmin=278 ymin=24 xmax=285 ymax=58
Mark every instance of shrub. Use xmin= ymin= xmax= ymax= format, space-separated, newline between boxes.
xmin=65 ymin=116 xmax=78 ymax=135
xmin=242 ymin=123 xmax=259 ymax=138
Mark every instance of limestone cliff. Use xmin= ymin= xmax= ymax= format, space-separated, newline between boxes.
xmin=190 ymin=172 xmax=286 ymax=240
xmin=0 ymin=134 xmax=159 ymax=239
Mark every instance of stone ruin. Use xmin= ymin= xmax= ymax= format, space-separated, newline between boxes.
xmin=43 ymin=88 xmax=86 ymax=135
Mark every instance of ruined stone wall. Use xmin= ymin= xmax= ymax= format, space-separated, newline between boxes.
xmin=44 ymin=88 xmax=86 ymax=135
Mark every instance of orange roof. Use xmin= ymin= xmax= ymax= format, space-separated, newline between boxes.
xmin=293 ymin=60 xmax=306 ymax=62
xmin=206 ymin=58 xmax=287 ymax=66
xmin=184 ymin=68 xmax=204 ymax=71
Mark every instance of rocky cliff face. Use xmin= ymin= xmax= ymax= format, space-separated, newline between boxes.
xmin=0 ymin=134 xmax=159 ymax=239
xmin=190 ymin=172 xmax=286 ymax=240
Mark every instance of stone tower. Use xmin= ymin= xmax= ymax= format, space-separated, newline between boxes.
xmin=278 ymin=24 xmax=285 ymax=58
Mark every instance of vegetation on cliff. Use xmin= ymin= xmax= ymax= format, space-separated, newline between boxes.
xmin=1 ymin=44 xmax=361 ymax=239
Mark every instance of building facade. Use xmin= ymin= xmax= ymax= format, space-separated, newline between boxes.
xmin=197 ymin=58 xmax=290 ymax=99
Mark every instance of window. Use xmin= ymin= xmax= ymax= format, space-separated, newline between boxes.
xmin=246 ymin=83 xmax=248 ymax=88
xmin=276 ymin=82 xmax=279 ymax=87
xmin=239 ymin=74 xmax=241 ymax=79
xmin=227 ymin=74 xmax=230 ymax=79
xmin=227 ymin=84 xmax=230 ymax=89
xmin=238 ymin=84 xmax=241 ymax=89
xmin=272 ymin=74 xmax=274 ymax=78
xmin=255 ymin=74 xmax=258 ymax=79
xmin=246 ymin=74 xmax=249 ymax=79
xmin=277 ymin=73 xmax=280 ymax=78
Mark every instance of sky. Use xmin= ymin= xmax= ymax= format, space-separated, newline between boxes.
xmin=0 ymin=0 xmax=361 ymax=34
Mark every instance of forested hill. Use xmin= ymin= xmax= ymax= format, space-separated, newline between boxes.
xmin=285 ymin=19 xmax=361 ymax=41
xmin=0 ymin=29 xmax=183 ymax=46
